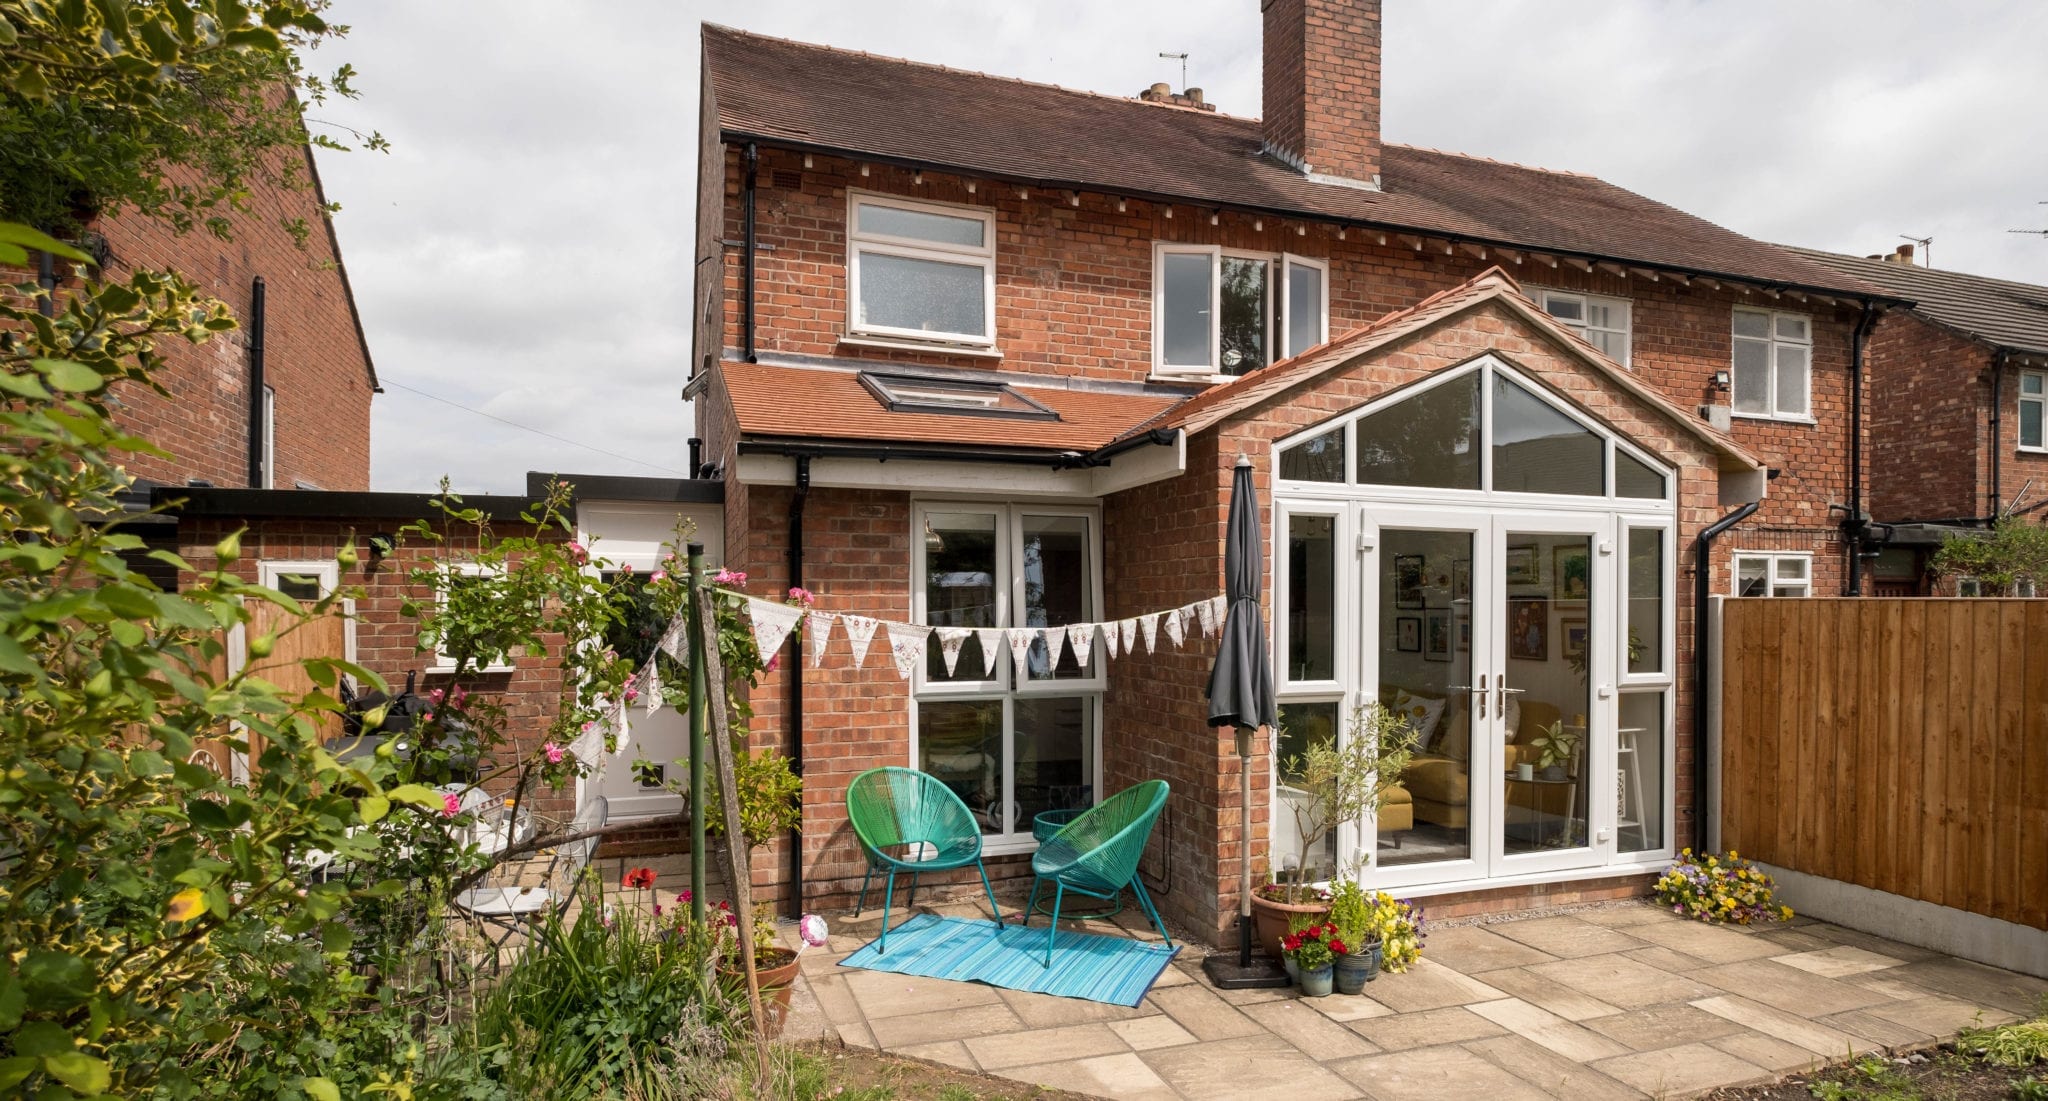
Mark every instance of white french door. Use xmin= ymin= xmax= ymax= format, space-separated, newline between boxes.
xmin=1355 ymin=507 xmax=1616 ymax=888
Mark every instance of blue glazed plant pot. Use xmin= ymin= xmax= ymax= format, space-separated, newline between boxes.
xmin=1283 ymin=955 xmax=1299 ymax=981
xmin=1298 ymin=964 xmax=1335 ymax=998
xmin=1334 ymin=942 xmax=1381 ymax=994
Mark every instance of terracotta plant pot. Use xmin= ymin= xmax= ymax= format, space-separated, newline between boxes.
xmin=1249 ymin=890 xmax=1331 ymax=960
xmin=721 ymin=947 xmax=801 ymax=1039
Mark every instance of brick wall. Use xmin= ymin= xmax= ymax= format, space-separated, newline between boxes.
xmin=711 ymin=148 xmax=1861 ymax=549
xmin=174 ymin=514 xmax=575 ymax=823
xmin=1866 ymin=312 xmax=1991 ymax=522
xmin=1261 ymin=0 xmax=1383 ymax=184
xmin=70 ymin=148 xmax=372 ymax=491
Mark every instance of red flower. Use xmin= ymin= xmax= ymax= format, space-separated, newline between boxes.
xmin=623 ymin=867 xmax=656 ymax=890
xmin=1329 ymin=939 xmax=1347 ymax=956
xmin=1282 ymin=935 xmax=1300 ymax=952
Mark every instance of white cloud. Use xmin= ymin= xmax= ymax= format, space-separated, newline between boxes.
xmin=309 ymin=0 xmax=2048 ymax=493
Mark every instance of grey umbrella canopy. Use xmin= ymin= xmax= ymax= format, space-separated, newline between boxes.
xmin=1209 ymin=456 xmax=1277 ymax=731
xmin=1203 ymin=455 xmax=1287 ymax=983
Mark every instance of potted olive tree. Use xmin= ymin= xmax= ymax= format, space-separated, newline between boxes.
xmin=1251 ymin=703 xmax=1419 ymax=957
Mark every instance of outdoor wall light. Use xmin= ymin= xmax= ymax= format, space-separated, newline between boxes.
xmin=366 ymin=532 xmax=396 ymax=560
xmin=1712 ymin=370 xmax=1731 ymax=390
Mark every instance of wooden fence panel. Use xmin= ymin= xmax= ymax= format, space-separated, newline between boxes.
xmin=1720 ymin=598 xmax=2048 ymax=931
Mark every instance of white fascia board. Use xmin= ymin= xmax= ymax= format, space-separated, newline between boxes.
xmin=733 ymin=433 xmax=1186 ymax=499
xmin=1089 ymin=430 xmax=1186 ymax=496
xmin=1717 ymin=463 xmax=1769 ymax=508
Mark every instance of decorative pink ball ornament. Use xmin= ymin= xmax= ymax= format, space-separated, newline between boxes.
xmin=797 ymin=913 xmax=829 ymax=950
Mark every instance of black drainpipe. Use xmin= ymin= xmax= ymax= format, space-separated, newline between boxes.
xmin=786 ymin=455 xmax=811 ymax=906
xmin=1843 ymin=303 xmax=1878 ymax=596
xmin=36 ymin=250 xmax=57 ymax=317
xmin=742 ymin=142 xmax=759 ymax=363
xmin=1988 ymin=352 xmax=2010 ymax=521
xmin=687 ymin=437 xmax=704 ymax=480
xmin=247 ymin=276 xmax=268 ymax=488
xmin=1695 ymin=497 xmax=1760 ymax=852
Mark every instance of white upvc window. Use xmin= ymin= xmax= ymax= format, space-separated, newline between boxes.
xmin=1535 ymin=289 xmax=1632 ymax=367
xmin=2019 ymin=370 xmax=2045 ymax=452
xmin=910 ymin=502 xmax=1103 ymax=852
xmin=1152 ymin=243 xmax=1328 ymax=378
xmin=1731 ymin=308 xmax=1812 ymax=421
xmin=846 ymin=191 xmax=997 ymax=348
xmin=259 ymin=560 xmax=338 ymax=602
xmin=1732 ymin=552 xmax=1811 ymax=598
xmin=430 ymin=563 xmax=518 ymax=673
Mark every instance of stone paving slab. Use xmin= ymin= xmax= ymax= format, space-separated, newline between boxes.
xmin=803 ymin=898 xmax=2037 ymax=1100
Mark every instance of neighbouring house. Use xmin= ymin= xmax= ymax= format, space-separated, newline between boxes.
xmin=153 ymin=474 xmax=725 ymax=845
xmin=690 ymin=0 xmax=1914 ymax=939
xmin=1789 ymin=243 xmax=2048 ymax=595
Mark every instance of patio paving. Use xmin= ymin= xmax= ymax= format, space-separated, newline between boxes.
xmin=789 ymin=895 xmax=2047 ymax=1100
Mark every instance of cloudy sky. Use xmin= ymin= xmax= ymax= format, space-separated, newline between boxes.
xmin=306 ymin=1 xmax=2048 ymax=494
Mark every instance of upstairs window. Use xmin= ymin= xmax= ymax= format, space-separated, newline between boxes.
xmin=1154 ymin=244 xmax=1327 ymax=377
xmin=1535 ymin=289 xmax=1631 ymax=367
xmin=2020 ymin=371 xmax=2044 ymax=452
xmin=847 ymin=192 xmax=996 ymax=347
xmin=1731 ymin=308 xmax=1811 ymax=421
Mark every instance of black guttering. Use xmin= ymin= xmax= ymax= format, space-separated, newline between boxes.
xmin=1989 ymin=351 xmax=2011 ymax=521
xmin=153 ymin=487 xmax=546 ymax=522
xmin=524 ymin=472 xmax=725 ymax=504
xmin=247 ymin=276 xmax=268 ymax=489
xmin=1695 ymin=498 xmax=1760 ymax=853
xmin=734 ymin=428 xmax=1178 ymax=469
xmin=1842 ymin=303 xmax=1882 ymax=596
xmin=785 ymin=456 xmax=811 ymax=907
xmin=721 ymin=130 xmax=1917 ymax=308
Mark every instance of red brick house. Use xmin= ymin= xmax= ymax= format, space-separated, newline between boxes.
xmin=1790 ymin=244 xmax=2048 ymax=595
xmin=689 ymin=1 xmax=1910 ymax=937
xmin=29 ymin=145 xmax=377 ymax=496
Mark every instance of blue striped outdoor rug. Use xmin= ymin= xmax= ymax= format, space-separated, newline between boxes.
xmin=840 ymin=913 xmax=1180 ymax=1007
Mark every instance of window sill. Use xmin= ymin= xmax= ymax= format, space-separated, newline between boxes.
xmin=1148 ymin=370 xmax=1239 ymax=386
xmin=982 ymin=836 xmax=1041 ymax=858
xmin=1729 ymin=412 xmax=1817 ymax=426
xmin=2017 ymin=445 xmax=2048 ymax=455
xmin=430 ymin=660 xmax=517 ymax=676
xmin=840 ymin=334 xmax=1003 ymax=360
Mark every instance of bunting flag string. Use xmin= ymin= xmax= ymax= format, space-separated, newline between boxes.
xmin=746 ymin=597 xmax=805 ymax=663
xmin=1119 ymin=617 xmax=1138 ymax=656
xmin=1193 ymin=595 xmax=1219 ymax=638
xmin=1006 ymin=627 xmax=1034 ymax=682
xmin=1163 ymin=606 xmax=1186 ymax=649
xmin=1041 ymin=624 xmax=1067 ymax=670
xmin=974 ymin=628 xmax=1005 ymax=678
xmin=1139 ymin=613 xmax=1161 ymax=654
xmin=657 ymin=616 xmax=690 ymax=665
xmin=1066 ymin=623 xmax=1096 ymax=668
xmin=641 ymin=660 xmax=663 ymax=716
xmin=1101 ymin=620 xmax=1120 ymax=661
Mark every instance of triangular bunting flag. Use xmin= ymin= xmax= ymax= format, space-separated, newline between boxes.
xmin=1101 ymin=621 xmax=1119 ymax=661
xmin=657 ymin=613 xmax=690 ymax=664
xmin=806 ymin=611 xmax=836 ymax=668
xmin=1120 ymin=618 xmax=1138 ymax=655
xmin=1066 ymin=623 xmax=1095 ymax=669
xmin=1041 ymin=625 xmax=1067 ymax=671
xmin=1138 ymin=613 xmax=1160 ymax=654
xmin=748 ymin=598 xmax=804 ymax=664
xmin=934 ymin=626 xmax=972 ymax=676
xmin=611 ymin=696 xmax=630 ymax=739
xmin=883 ymin=621 xmax=929 ymax=680
xmin=1210 ymin=594 xmax=1229 ymax=632
xmin=1164 ymin=606 xmax=1186 ymax=649
xmin=1194 ymin=595 xmax=1219 ymax=638
xmin=1006 ymin=627 xmax=1034 ymax=681
xmin=975 ymin=629 xmax=1005 ymax=678
xmin=642 ymin=660 xmax=662 ymax=715
xmin=840 ymin=615 xmax=880 ymax=667
xmin=569 ymin=719 xmax=603 ymax=763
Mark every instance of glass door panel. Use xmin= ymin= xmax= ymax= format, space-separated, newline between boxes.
xmin=1495 ymin=520 xmax=1607 ymax=872
xmin=1371 ymin=523 xmax=1485 ymax=876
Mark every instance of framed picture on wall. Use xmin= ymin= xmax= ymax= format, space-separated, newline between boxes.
xmin=1456 ymin=618 xmax=1471 ymax=653
xmin=1509 ymin=596 xmax=1549 ymax=660
xmin=1395 ymin=616 xmax=1422 ymax=652
xmin=1563 ymin=617 xmax=1589 ymax=660
xmin=1452 ymin=558 xmax=1472 ymax=601
xmin=1394 ymin=554 xmax=1426 ymax=608
xmin=1423 ymin=611 xmax=1452 ymax=662
xmin=1505 ymin=545 xmax=1539 ymax=586
xmin=1554 ymin=546 xmax=1591 ymax=601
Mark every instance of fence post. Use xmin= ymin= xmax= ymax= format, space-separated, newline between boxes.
xmin=1706 ymin=593 xmax=1725 ymax=853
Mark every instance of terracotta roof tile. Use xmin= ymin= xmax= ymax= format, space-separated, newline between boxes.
xmin=704 ymin=24 xmax=1891 ymax=300
xmin=718 ymin=361 xmax=1181 ymax=453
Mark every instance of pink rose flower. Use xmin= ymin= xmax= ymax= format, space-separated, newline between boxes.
xmin=650 ymin=570 xmax=667 ymax=583
xmin=428 ymin=688 xmax=445 ymax=705
xmin=764 ymin=653 xmax=780 ymax=673
xmin=543 ymin=742 xmax=564 ymax=764
xmin=624 ymin=686 xmax=639 ymax=704
xmin=622 ymin=564 xmax=634 ymax=576
xmin=566 ymin=541 xmax=589 ymax=566
xmin=787 ymin=586 xmax=815 ymax=605
xmin=713 ymin=568 xmax=747 ymax=586
xmin=440 ymin=792 xmax=461 ymax=819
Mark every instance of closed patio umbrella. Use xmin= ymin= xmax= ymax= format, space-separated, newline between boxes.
xmin=1202 ymin=455 xmax=1289 ymax=988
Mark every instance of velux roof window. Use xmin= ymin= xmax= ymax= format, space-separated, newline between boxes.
xmin=859 ymin=372 xmax=1060 ymax=421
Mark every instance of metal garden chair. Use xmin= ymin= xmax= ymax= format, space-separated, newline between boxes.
xmin=846 ymin=767 xmax=1002 ymax=954
xmin=1024 ymin=779 xmax=1172 ymax=966
xmin=453 ymin=794 xmax=607 ymax=972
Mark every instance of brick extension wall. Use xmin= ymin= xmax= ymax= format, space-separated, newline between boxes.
xmin=1866 ymin=312 xmax=1991 ymax=522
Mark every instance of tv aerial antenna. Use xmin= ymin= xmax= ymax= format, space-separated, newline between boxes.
xmin=1899 ymin=233 xmax=1933 ymax=267
xmin=2010 ymin=202 xmax=2048 ymax=238
xmin=1159 ymin=51 xmax=1189 ymax=89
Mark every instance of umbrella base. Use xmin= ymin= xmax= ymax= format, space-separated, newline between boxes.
xmin=1202 ymin=952 xmax=1291 ymax=990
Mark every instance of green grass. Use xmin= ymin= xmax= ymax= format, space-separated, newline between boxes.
xmin=1959 ymin=1002 xmax=2048 ymax=1071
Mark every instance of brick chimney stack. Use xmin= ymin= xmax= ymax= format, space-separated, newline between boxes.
xmin=1262 ymin=0 xmax=1382 ymax=188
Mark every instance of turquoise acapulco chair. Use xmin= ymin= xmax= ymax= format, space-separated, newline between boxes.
xmin=846 ymin=767 xmax=1003 ymax=954
xmin=1025 ymin=779 xmax=1172 ymax=966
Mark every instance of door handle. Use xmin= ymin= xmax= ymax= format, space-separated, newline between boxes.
xmin=1475 ymin=674 xmax=1487 ymax=719
xmin=1496 ymin=683 xmax=1524 ymax=715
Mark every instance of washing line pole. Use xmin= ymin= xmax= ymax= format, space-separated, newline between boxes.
xmin=686 ymin=541 xmax=708 ymax=926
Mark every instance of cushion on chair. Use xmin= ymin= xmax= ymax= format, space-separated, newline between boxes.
xmin=1400 ymin=757 xmax=1470 ymax=807
xmin=454 ymin=886 xmax=552 ymax=917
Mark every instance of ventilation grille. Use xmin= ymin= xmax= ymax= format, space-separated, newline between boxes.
xmin=770 ymin=170 xmax=803 ymax=190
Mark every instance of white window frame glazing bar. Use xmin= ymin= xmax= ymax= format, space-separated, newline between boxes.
xmin=2019 ymin=370 xmax=2046 ymax=453
xmin=845 ymin=189 xmax=998 ymax=348
xmin=1730 ymin=307 xmax=1814 ymax=423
